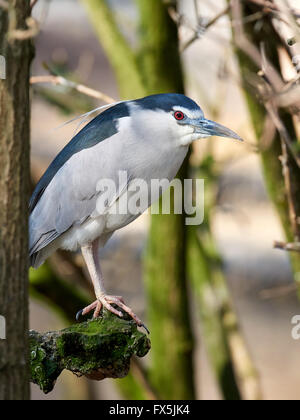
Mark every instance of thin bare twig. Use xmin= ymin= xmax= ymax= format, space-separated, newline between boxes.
xmin=278 ymin=133 xmax=300 ymax=239
xmin=231 ymin=0 xmax=300 ymax=171
xmin=259 ymin=114 xmax=277 ymax=151
xmin=238 ymin=10 xmax=267 ymax=24
xmin=181 ymin=6 xmax=230 ymax=52
xmin=30 ymin=74 xmax=115 ymax=104
xmin=206 ymin=6 xmax=230 ymax=30
xmin=244 ymin=51 xmax=300 ymax=110
xmin=265 ymin=102 xmax=300 ymax=168
xmin=167 ymin=6 xmax=196 ymax=31
xmin=230 ymin=4 xmax=300 ymax=109
xmin=193 ymin=0 xmax=200 ymax=24
xmin=231 ymin=0 xmax=284 ymax=91
xmin=274 ymin=240 xmax=300 ymax=252
xmin=246 ymin=0 xmax=300 ymax=19
xmin=247 ymin=0 xmax=278 ymax=9
xmin=259 ymin=283 xmax=297 ymax=299
xmin=276 ymin=0 xmax=300 ymax=44
xmin=274 ymin=79 xmax=300 ymax=109
xmin=260 ymin=41 xmax=300 ymax=110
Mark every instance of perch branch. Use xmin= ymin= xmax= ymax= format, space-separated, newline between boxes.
xmin=30 ymin=310 xmax=150 ymax=394
xmin=29 ymin=261 xmax=157 ymax=397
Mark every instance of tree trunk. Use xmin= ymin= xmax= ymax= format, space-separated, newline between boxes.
xmin=0 ymin=1 xmax=33 ymax=400
xmin=136 ymin=0 xmax=195 ymax=399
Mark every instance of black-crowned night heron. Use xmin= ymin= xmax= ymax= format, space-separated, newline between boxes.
xmin=29 ymin=93 xmax=241 ymax=331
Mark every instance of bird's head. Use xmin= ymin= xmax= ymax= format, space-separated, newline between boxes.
xmin=131 ymin=93 xmax=242 ymax=147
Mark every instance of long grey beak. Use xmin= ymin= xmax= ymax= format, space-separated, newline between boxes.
xmin=194 ymin=118 xmax=243 ymax=141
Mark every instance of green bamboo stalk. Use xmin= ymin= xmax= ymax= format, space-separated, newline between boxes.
xmin=80 ymin=0 xmax=195 ymax=399
xmin=136 ymin=0 xmax=195 ymax=399
xmin=81 ymin=0 xmax=145 ymax=98
xmin=136 ymin=0 xmax=185 ymax=93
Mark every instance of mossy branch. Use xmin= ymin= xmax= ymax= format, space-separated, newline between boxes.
xmin=30 ymin=310 xmax=151 ymax=394
xmin=30 ymin=261 xmax=157 ymax=398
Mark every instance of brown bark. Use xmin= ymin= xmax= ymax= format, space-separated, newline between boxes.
xmin=0 ymin=1 xmax=33 ymax=400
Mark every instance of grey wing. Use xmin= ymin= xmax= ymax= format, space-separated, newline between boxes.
xmin=29 ymin=143 xmax=127 ymax=262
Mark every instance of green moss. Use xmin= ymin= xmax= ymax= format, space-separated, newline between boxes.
xmin=29 ymin=310 xmax=150 ymax=394
xmin=29 ymin=331 xmax=63 ymax=394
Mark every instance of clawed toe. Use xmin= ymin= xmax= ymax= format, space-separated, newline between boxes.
xmin=76 ymin=309 xmax=83 ymax=321
xmin=76 ymin=295 xmax=149 ymax=333
xmin=93 ymin=301 xmax=102 ymax=319
xmin=141 ymin=323 xmax=150 ymax=335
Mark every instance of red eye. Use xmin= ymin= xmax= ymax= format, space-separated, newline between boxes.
xmin=174 ymin=111 xmax=185 ymax=121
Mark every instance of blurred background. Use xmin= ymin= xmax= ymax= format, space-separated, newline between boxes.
xmin=28 ymin=0 xmax=300 ymax=400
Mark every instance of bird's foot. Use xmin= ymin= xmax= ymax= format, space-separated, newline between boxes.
xmin=76 ymin=296 xmax=149 ymax=334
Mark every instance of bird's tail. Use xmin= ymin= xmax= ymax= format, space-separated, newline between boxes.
xmin=30 ymin=251 xmax=44 ymax=269
xmin=29 ymin=240 xmax=59 ymax=269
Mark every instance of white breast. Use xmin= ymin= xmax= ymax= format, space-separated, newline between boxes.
xmin=53 ymin=109 xmax=190 ymax=251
